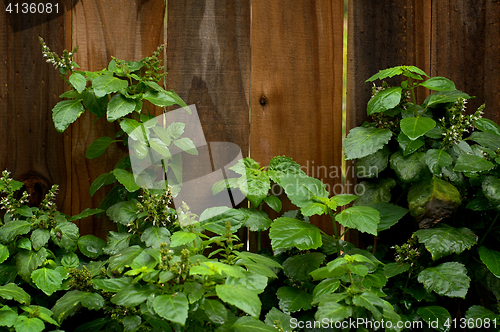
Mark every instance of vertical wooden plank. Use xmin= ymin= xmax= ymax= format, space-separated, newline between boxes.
xmin=71 ymin=0 xmax=166 ymax=236
xmin=165 ymin=0 xmax=251 ymax=216
xmin=431 ymin=0 xmax=500 ymax=124
xmin=0 ymin=1 xmax=73 ymax=214
xmin=251 ymin=0 xmax=344 ymax=235
xmin=347 ymin=0 xmax=431 ymax=130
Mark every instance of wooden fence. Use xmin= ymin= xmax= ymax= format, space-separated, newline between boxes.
xmin=1 ymin=0 xmax=499 ymax=241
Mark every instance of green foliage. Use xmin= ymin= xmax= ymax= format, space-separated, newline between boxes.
xmin=345 ymin=65 xmax=500 ymax=326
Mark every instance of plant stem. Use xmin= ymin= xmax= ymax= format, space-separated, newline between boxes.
xmin=408 ymin=76 xmax=419 ymax=117
xmin=478 ymin=213 xmax=500 ymax=247
xmin=329 ymin=208 xmax=341 ymax=257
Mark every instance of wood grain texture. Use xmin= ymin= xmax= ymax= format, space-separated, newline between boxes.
xmin=251 ymin=0 xmax=344 ymax=234
xmin=165 ymin=0 xmax=250 ymax=218
xmin=431 ymin=0 xmax=500 ymax=123
xmin=0 ymin=0 xmax=73 ymax=213
xmin=347 ymin=0 xmax=431 ymax=130
xmin=71 ymin=0 xmax=166 ymax=236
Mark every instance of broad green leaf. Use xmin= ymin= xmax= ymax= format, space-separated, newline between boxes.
xmin=276 ymin=286 xmax=312 ymax=314
xmin=408 ymin=177 xmax=461 ymax=228
xmin=216 ymin=284 xmax=261 ymax=318
xmin=107 ymin=93 xmax=136 ymax=122
xmin=367 ymin=87 xmax=402 ymax=115
xmin=232 ymin=316 xmax=276 ymax=332
xmin=165 ymin=122 xmax=186 ymax=139
xmin=173 ymin=137 xmax=198 ymax=155
xmin=16 ymin=248 xmax=46 ymax=282
xmin=52 ymin=99 xmax=85 ymax=133
xmin=264 ymin=308 xmax=293 ymax=331
xmin=108 ymin=245 xmax=143 ymax=273
xmin=0 ymin=283 xmax=30 ymax=305
xmin=263 ymin=195 xmax=282 ymax=213
xmin=355 ymin=146 xmax=390 ymax=178
xmin=226 ymin=273 xmax=268 ymax=294
xmin=400 ymin=117 xmax=436 ymax=140
xmin=482 ymin=176 xmax=500 ymax=210
xmin=51 ymin=221 xmax=79 ymax=250
xmin=143 ymin=90 xmax=177 ymax=107
xmin=112 ymin=169 xmax=140 ymax=192
xmin=425 ymin=149 xmax=453 ymax=177
xmin=69 ymin=208 xmax=104 ymax=221
xmin=14 ymin=316 xmax=44 ymax=332
xmin=331 ymin=194 xmax=359 ymax=206
xmin=478 ymin=246 xmax=500 ymax=278
xmin=111 ymin=284 xmax=156 ymax=307
xmin=31 ymin=268 xmax=63 ymax=296
xmin=416 ymin=306 xmax=451 ymax=332
xmin=353 ymin=178 xmax=396 ymax=206
xmin=417 ymin=262 xmax=470 ymax=298
xmin=370 ymin=202 xmax=408 ymax=231
xmin=22 ymin=305 xmax=58 ymax=326
xmin=465 ymin=305 xmax=500 ymax=328
xmin=283 ymin=252 xmax=325 ymax=281
xmin=419 ymin=76 xmax=456 ymax=91
xmin=61 ymin=252 xmax=79 ymax=268
xmin=150 ymin=137 xmax=171 ymax=158
xmin=106 ymin=200 xmax=138 ymax=226
xmin=52 ymin=290 xmax=104 ymax=324
xmin=474 ymin=118 xmax=500 ymax=136
xmin=0 ymin=305 xmax=18 ymax=327
xmin=279 ymin=174 xmax=328 ymax=208
xmin=203 ymin=299 xmax=227 ymax=325
xmin=300 ymin=202 xmax=327 ymax=217
xmin=59 ymin=89 xmax=82 ymax=99
xmin=89 ymin=172 xmax=115 ymax=197
xmin=241 ymin=208 xmax=272 ymax=231
xmin=0 ymin=245 xmax=8 ymax=264
xmin=344 ymin=127 xmax=393 ymax=160
xmin=122 ymin=315 xmax=141 ymax=332
xmin=16 ymin=237 xmax=31 ymax=250
xmin=269 ymin=217 xmax=322 ymax=250
xmin=85 ymin=137 xmax=114 ymax=159
xmin=423 ymin=90 xmax=472 ymax=108
xmin=78 ymin=234 xmax=107 ymax=258
xmin=315 ymin=301 xmax=352 ymax=322
xmin=92 ymin=74 xmax=128 ymax=97
xmin=170 ymin=231 xmax=196 ymax=247
xmin=199 ymin=207 xmax=247 ymax=235
xmin=92 ymin=277 xmax=132 ymax=292
xmin=383 ymin=262 xmax=410 ymax=277
xmin=312 ymin=279 xmax=341 ymax=301
xmin=103 ymin=231 xmax=132 ymax=255
xmin=82 ymin=89 xmax=107 ymax=118
xmin=0 ymin=220 xmax=31 ymax=242
xmin=73 ymin=318 xmax=110 ymax=332
xmin=415 ymin=224 xmax=477 ymax=260
xmin=454 ymin=154 xmax=494 ymax=172
xmin=352 ymin=291 xmax=387 ymax=320
xmin=69 ymin=73 xmax=86 ymax=93
xmin=141 ymin=226 xmax=170 ymax=248
xmin=120 ymin=119 xmax=144 ymax=141
xmin=366 ymin=66 xmax=428 ymax=82
xmin=235 ymin=251 xmax=282 ymax=269
xmin=152 ymin=293 xmax=189 ymax=326
xmin=335 ymin=206 xmax=380 ymax=235
xmin=467 ymin=131 xmax=500 ymax=150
